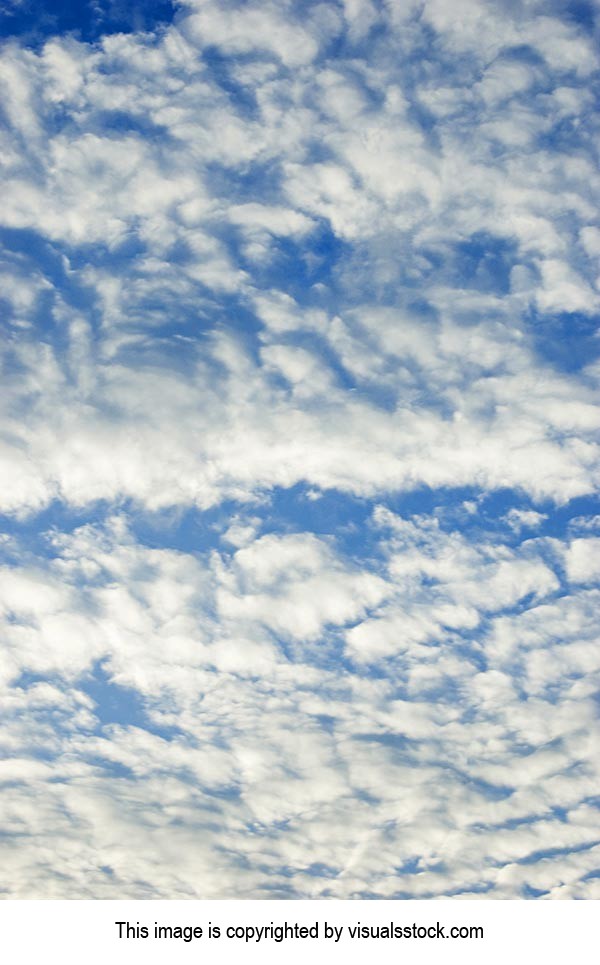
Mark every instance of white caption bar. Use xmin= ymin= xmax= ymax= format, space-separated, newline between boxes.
xmin=0 ymin=898 xmax=598 ymax=964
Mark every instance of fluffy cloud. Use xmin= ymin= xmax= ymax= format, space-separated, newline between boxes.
xmin=1 ymin=506 xmax=599 ymax=897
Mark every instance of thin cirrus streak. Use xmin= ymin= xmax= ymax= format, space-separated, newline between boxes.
xmin=0 ymin=0 xmax=599 ymax=898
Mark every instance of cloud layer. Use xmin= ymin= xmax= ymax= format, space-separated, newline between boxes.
xmin=0 ymin=0 xmax=599 ymax=898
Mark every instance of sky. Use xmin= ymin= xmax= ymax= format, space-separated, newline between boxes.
xmin=0 ymin=0 xmax=599 ymax=900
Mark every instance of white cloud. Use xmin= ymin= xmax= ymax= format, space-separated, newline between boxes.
xmin=179 ymin=0 xmax=321 ymax=67
xmin=504 ymin=508 xmax=548 ymax=532
xmin=565 ymin=537 xmax=600 ymax=585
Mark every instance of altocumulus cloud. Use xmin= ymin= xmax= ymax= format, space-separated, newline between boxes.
xmin=0 ymin=0 xmax=599 ymax=898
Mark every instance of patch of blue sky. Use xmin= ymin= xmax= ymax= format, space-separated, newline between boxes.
xmin=447 ymin=234 xmax=518 ymax=297
xmin=16 ymin=664 xmax=201 ymax=755
xmin=0 ymin=501 xmax=112 ymax=559
xmin=0 ymin=0 xmax=176 ymax=47
xmin=3 ymin=482 xmax=597 ymax=577
xmin=0 ymin=490 xmax=369 ymax=564
xmin=517 ymin=839 xmax=600 ymax=868
xmin=527 ymin=309 xmax=600 ymax=372
xmin=126 ymin=503 xmax=231 ymax=556
xmin=196 ymin=483 xmax=538 ymax=564
xmin=2 ymin=240 xmax=248 ymax=368
xmin=475 ymin=807 xmax=571 ymax=834
xmin=259 ymin=484 xmax=376 ymax=554
xmin=376 ymin=486 xmax=533 ymax=531
xmin=242 ymin=229 xmax=348 ymax=299
xmin=0 ymin=228 xmax=95 ymax=309
xmin=427 ymin=489 xmax=600 ymax=540
xmin=538 ymin=111 xmax=596 ymax=156
xmin=442 ymin=881 xmax=497 ymax=898
xmin=522 ymin=884 xmax=551 ymax=897
xmin=76 ymin=107 xmax=172 ymax=144
xmin=84 ymin=755 xmax=137 ymax=780
xmin=561 ymin=0 xmax=597 ymax=32
xmin=81 ymin=661 xmax=157 ymax=732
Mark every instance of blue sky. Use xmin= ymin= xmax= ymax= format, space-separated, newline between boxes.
xmin=0 ymin=0 xmax=599 ymax=899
